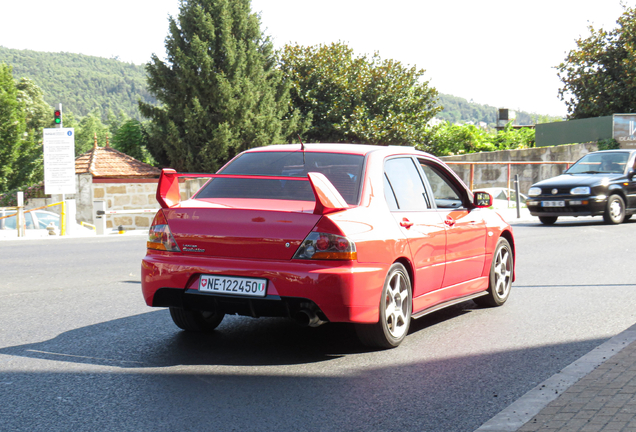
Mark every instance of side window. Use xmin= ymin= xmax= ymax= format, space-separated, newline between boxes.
xmin=0 ymin=213 xmax=34 ymax=229
xmin=383 ymin=174 xmax=399 ymax=211
xmin=384 ymin=158 xmax=429 ymax=211
xmin=419 ymin=162 xmax=465 ymax=209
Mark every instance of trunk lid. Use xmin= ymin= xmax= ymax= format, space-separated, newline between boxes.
xmin=164 ymin=202 xmax=322 ymax=260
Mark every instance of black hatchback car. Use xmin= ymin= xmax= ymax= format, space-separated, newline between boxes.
xmin=526 ymin=149 xmax=636 ymax=225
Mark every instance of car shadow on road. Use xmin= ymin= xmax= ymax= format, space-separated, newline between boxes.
xmin=0 ymin=302 xmax=478 ymax=369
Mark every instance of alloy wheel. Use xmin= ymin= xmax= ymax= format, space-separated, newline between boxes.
xmin=384 ymin=270 xmax=410 ymax=339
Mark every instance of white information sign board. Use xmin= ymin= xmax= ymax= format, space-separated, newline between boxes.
xmin=43 ymin=128 xmax=76 ymax=195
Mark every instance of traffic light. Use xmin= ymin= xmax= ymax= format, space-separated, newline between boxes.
xmin=54 ymin=109 xmax=62 ymax=125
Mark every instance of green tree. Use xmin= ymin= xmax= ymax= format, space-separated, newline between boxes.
xmin=425 ymin=123 xmax=495 ymax=156
xmin=280 ymin=42 xmax=441 ymax=145
xmin=14 ymin=77 xmax=52 ymax=187
xmin=0 ymin=63 xmax=25 ymax=192
xmin=556 ymin=6 xmax=636 ymax=118
xmin=423 ymin=123 xmax=534 ymax=156
xmin=75 ymin=111 xmax=109 ymax=155
xmin=0 ymin=63 xmax=43 ymax=192
xmin=139 ymin=0 xmax=298 ymax=172
xmin=491 ymin=123 xmax=535 ymax=150
xmin=111 ymin=118 xmax=154 ymax=164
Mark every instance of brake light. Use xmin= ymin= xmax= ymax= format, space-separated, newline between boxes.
xmin=293 ymin=232 xmax=357 ymax=260
xmin=147 ymin=210 xmax=181 ymax=252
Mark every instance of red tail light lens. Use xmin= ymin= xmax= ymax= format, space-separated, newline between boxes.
xmin=147 ymin=210 xmax=181 ymax=252
xmin=293 ymin=232 xmax=357 ymax=260
xmin=316 ymin=235 xmax=330 ymax=251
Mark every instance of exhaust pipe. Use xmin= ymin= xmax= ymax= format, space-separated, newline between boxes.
xmin=294 ymin=309 xmax=326 ymax=328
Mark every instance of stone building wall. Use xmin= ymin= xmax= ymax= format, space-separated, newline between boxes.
xmin=92 ymin=181 xmax=160 ymax=230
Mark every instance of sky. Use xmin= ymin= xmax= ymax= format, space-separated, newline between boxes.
xmin=0 ymin=0 xmax=633 ymax=117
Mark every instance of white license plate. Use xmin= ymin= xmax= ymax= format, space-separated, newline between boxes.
xmin=199 ymin=275 xmax=267 ymax=297
xmin=541 ymin=201 xmax=565 ymax=207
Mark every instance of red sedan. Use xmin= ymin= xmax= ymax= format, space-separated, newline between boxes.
xmin=141 ymin=144 xmax=515 ymax=348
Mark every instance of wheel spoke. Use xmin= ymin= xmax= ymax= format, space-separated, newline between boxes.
xmin=494 ymin=248 xmax=511 ymax=297
xmin=384 ymin=271 xmax=409 ymax=338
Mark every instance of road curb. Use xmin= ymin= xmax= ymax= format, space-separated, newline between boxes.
xmin=474 ymin=322 xmax=636 ymax=431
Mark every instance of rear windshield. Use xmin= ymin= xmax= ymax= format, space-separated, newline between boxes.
xmin=195 ymin=151 xmax=364 ymax=204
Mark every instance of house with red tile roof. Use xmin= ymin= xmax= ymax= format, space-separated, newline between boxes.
xmin=74 ymin=137 xmax=161 ymax=232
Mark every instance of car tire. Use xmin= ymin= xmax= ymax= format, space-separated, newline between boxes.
xmin=355 ymin=263 xmax=412 ymax=349
xmin=474 ymin=237 xmax=513 ymax=308
xmin=603 ymin=194 xmax=626 ymax=224
xmin=538 ymin=216 xmax=558 ymax=225
xmin=169 ymin=307 xmax=225 ymax=332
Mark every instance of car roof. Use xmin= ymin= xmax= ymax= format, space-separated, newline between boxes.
xmin=242 ymin=143 xmax=439 ymax=160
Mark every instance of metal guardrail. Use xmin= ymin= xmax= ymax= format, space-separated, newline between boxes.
xmin=444 ymin=161 xmax=575 ymax=191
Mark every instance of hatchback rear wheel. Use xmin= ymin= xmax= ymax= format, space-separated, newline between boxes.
xmin=356 ymin=263 xmax=412 ymax=349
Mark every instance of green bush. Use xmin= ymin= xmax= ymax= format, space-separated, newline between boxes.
xmin=0 ymin=184 xmax=46 ymax=207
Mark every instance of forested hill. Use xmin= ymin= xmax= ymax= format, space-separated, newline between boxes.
xmin=0 ymin=46 xmax=550 ymax=125
xmin=436 ymin=93 xmax=550 ymax=126
xmin=0 ymin=46 xmax=155 ymax=120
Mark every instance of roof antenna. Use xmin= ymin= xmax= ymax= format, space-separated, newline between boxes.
xmin=298 ymin=134 xmax=305 ymax=165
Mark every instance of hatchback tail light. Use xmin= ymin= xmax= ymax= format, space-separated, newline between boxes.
xmin=293 ymin=232 xmax=357 ymax=260
xmin=147 ymin=210 xmax=181 ymax=252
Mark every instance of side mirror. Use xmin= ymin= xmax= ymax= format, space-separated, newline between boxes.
xmin=628 ymin=168 xmax=635 ymax=180
xmin=473 ymin=192 xmax=492 ymax=208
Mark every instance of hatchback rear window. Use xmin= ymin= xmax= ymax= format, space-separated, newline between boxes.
xmin=195 ymin=151 xmax=364 ymax=204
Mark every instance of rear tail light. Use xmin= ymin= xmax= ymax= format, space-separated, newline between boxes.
xmin=147 ymin=210 xmax=181 ymax=252
xmin=293 ymin=232 xmax=357 ymax=260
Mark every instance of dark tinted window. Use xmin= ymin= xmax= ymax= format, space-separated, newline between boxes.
xmin=384 ymin=158 xmax=429 ymax=211
xmin=196 ymin=151 xmax=364 ymax=204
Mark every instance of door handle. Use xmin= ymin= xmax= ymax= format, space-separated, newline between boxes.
xmin=444 ymin=216 xmax=456 ymax=227
xmin=400 ymin=218 xmax=414 ymax=229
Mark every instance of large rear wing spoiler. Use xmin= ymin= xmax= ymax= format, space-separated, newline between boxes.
xmin=156 ymin=168 xmax=349 ymax=215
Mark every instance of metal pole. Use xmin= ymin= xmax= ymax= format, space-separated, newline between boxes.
xmin=60 ymin=201 xmax=67 ymax=236
xmin=17 ymin=191 xmax=24 ymax=237
xmin=514 ymin=174 xmax=521 ymax=219
xmin=507 ymin=164 xmax=511 ymax=206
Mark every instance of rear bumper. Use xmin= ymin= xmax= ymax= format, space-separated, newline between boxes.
xmin=141 ymin=251 xmax=388 ymax=323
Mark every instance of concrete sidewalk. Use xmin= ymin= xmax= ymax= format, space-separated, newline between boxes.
xmin=476 ymin=324 xmax=636 ymax=432
xmin=476 ymin=208 xmax=636 ymax=431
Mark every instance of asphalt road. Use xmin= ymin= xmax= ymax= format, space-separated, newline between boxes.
xmin=1 ymin=217 xmax=636 ymax=432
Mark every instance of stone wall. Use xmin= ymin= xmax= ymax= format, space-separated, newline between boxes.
xmin=440 ymin=142 xmax=598 ymax=194
xmin=92 ymin=181 xmax=159 ymax=230
xmin=31 ymin=176 xmax=210 ymax=232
